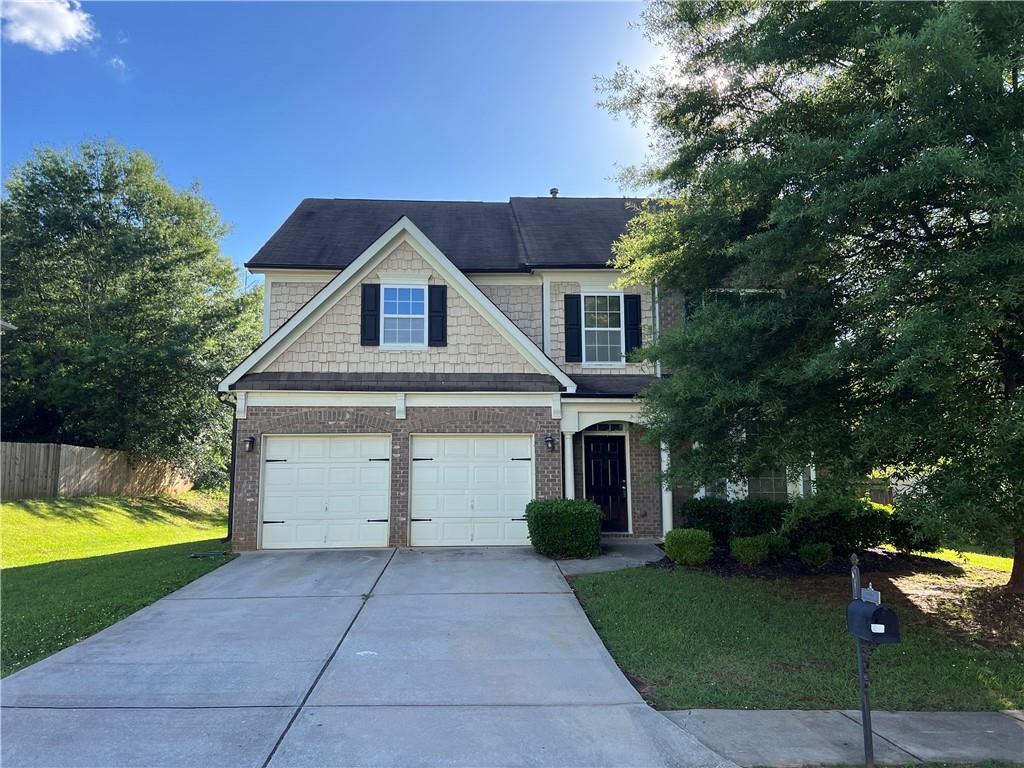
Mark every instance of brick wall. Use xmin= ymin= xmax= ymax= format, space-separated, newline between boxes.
xmin=232 ymin=405 xmax=563 ymax=550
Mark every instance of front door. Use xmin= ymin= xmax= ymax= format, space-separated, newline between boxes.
xmin=584 ymin=435 xmax=628 ymax=532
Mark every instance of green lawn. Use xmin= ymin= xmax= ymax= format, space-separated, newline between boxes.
xmin=572 ymin=567 xmax=1023 ymax=711
xmin=1 ymin=492 xmax=235 ymax=676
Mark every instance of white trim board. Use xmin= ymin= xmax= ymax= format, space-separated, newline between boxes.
xmin=219 ymin=217 xmax=576 ymax=393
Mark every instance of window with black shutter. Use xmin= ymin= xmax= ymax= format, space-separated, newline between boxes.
xmin=564 ymin=294 xmax=582 ymax=362
xmin=360 ymin=284 xmax=380 ymax=346
xmin=428 ymin=284 xmax=447 ymax=347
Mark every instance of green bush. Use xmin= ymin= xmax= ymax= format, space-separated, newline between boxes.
xmin=799 ymin=542 xmax=833 ymax=568
xmin=665 ymin=528 xmax=713 ymax=566
xmin=763 ymin=533 xmax=790 ymax=559
xmin=730 ymin=535 xmax=772 ymax=566
xmin=887 ymin=507 xmax=942 ymax=553
xmin=676 ymin=497 xmax=733 ymax=545
xmin=731 ymin=497 xmax=790 ymax=538
xmin=782 ymin=494 xmax=889 ymax=555
xmin=525 ymin=499 xmax=603 ymax=559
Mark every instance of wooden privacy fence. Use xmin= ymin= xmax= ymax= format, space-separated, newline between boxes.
xmin=1 ymin=442 xmax=192 ymax=500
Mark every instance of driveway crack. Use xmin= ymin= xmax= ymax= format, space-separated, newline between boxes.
xmin=260 ymin=547 xmax=397 ymax=768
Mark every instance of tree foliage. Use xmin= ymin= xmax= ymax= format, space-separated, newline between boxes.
xmin=2 ymin=141 xmax=262 ymax=484
xmin=605 ymin=2 xmax=1024 ymax=589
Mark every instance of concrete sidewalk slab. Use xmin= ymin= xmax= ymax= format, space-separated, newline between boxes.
xmin=662 ymin=710 xmax=918 ymax=767
xmin=309 ymin=592 xmax=639 ymax=706
xmin=1004 ymin=709 xmax=1024 ymax=723
xmin=559 ymin=539 xmax=665 ymax=576
xmin=269 ymin=704 xmax=736 ymax=768
xmin=1 ymin=706 xmax=295 ymax=768
xmin=843 ymin=710 xmax=1024 ymax=763
xmin=169 ymin=548 xmax=393 ymax=599
xmin=375 ymin=546 xmax=569 ymax=594
xmin=1 ymin=595 xmax=360 ymax=707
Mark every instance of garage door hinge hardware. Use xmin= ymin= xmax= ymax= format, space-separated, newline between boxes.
xmin=367 ymin=458 xmax=390 ymax=462
xmin=412 ymin=457 xmax=433 ymax=461
xmin=511 ymin=517 xmax=526 ymax=521
xmin=262 ymin=520 xmax=285 ymax=524
xmin=366 ymin=518 xmax=389 ymax=523
xmin=264 ymin=459 xmax=288 ymax=463
xmin=411 ymin=517 xmax=433 ymax=522
xmin=511 ymin=457 xmax=532 ymax=461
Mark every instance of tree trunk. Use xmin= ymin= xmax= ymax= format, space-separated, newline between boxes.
xmin=1009 ymin=535 xmax=1024 ymax=595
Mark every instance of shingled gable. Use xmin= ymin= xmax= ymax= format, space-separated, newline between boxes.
xmin=218 ymin=216 xmax=576 ymax=393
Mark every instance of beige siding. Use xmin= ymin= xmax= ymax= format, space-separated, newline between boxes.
xmin=263 ymin=242 xmax=537 ymax=374
xmin=549 ymin=281 xmax=655 ymax=375
xmin=269 ymin=281 xmax=330 ymax=334
xmin=475 ymin=283 xmax=543 ymax=348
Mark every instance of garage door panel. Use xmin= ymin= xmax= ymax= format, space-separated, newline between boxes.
xmin=260 ymin=435 xmax=390 ymax=549
xmin=410 ymin=436 xmax=533 ymax=546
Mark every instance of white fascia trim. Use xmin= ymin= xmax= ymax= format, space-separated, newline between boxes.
xmin=250 ymin=268 xmax=340 ymax=283
xmin=220 ymin=217 xmax=575 ymax=393
xmin=243 ymin=391 xmax=556 ymax=409
xmin=468 ymin=273 xmax=542 ymax=286
xmin=560 ymin=398 xmax=644 ymax=433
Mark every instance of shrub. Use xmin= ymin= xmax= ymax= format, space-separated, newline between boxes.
xmin=799 ymin=542 xmax=833 ymax=568
xmin=887 ymin=507 xmax=943 ymax=553
xmin=676 ymin=497 xmax=733 ymax=545
xmin=525 ymin=499 xmax=603 ymax=559
xmin=730 ymin=535 xmax=772 ymax=566
xmin=731 ymin=497 xmax=790 ymax=538
xmin=782 ymin=494 xmax=889 ymax=554
xmin=763 ymin=533 xmax=791 ymax=559
xmin=665 ymin=528 xmax=713 ymax=566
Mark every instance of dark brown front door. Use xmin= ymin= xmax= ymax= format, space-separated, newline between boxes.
xmin=584 ymin=435 xmax=628 ymax=532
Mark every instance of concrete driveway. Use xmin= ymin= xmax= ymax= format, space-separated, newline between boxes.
xmin=2 ymin=547 xmax=733 ymax=768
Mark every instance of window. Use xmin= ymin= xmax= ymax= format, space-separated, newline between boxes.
xmin=583 ymin=294 xmax=623 ymax=364
xmin=746 ymin=470 xmax=789 ymax=501
xmin=382 ymin=286 xmax=426 ymax=346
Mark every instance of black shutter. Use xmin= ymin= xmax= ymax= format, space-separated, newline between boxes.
xmin=564 ymin=294 xmax=582 ymax=362
xmin=428 ymin=284 xmax=447 ymax=347
xmin=360 ymin=284 xmax=380 ymax=346
xmin=624 ymin=294 xmax=643 ymax=355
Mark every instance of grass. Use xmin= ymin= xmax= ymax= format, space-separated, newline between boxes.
xmin=572 ymin=567 xmax=1023 ymax=712
xmin=927 ymin=548 xmax=1013 ymax=574
xmin=1 ymin=491 xmax=235 ymax=676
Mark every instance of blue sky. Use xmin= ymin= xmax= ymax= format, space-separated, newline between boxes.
xmin=2 ymin=1 xmax=656 ymax=273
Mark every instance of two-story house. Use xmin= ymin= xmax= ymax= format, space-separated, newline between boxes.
xmin=220 ymin=196 xmax=680 ymax=550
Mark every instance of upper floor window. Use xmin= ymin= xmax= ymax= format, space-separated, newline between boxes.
xmin=583 ymin=293 xmax=624 ymax=365
xmin=382 ymin=286 xmax=426 ymax=346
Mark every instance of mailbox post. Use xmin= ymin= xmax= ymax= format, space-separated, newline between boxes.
xmin=848 ymin=555 xmax=900 ymax=768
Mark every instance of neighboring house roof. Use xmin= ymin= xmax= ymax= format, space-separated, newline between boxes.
xmin=246 ymin=196 xmax=644 ymax=272
xmin=220 ymin=216 xmax=577 ymax=393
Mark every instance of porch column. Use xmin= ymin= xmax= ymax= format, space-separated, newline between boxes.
xmin=660 ymin=441 xmax=673 ymax=536
xmin=563 ymin=432 xmax=576 ymax=498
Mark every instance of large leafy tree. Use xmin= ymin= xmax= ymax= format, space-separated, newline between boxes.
xmin=2 ymin=141 xmax=262 ymax=484
xmin=606 ymin=2 xmax=1024 ymax=590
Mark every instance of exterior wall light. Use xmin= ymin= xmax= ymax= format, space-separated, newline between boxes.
xmin=244 ymin=436 xmax=257 ymax=453
xmin=544 ymin=434 xmax=557 ymax=452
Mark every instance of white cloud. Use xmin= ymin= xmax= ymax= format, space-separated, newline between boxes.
xmin=1 ymin=0 xmax=96 ymax=54
xmin=106 ymin=55 xmax=127 ymax=77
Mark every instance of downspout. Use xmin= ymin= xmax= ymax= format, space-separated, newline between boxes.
xmin=217 ymin=393 xmax=236 ymax=545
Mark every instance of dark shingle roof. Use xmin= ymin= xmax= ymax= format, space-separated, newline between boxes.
xmin=246 ymin=197 xmax=642 ymax=272
xmin=233 ymin=372 xmax=562 ymax=393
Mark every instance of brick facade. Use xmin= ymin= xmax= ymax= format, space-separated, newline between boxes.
xmin=232 ymin=405 xmax=563 ymax=550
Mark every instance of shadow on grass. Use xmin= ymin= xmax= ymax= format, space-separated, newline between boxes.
xmin=1 ymin=539 xmax=235 ymax=677
xmin=4 ymin=494 xmax=225 ymax=527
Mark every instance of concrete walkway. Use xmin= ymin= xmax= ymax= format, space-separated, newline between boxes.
xmin=557 ymin=537 xmax=665 ymax=576
xmin=1 ymin=547 xmax=734 ymax=768
xmin=664 ymin=709 xmax=1024 ymax=766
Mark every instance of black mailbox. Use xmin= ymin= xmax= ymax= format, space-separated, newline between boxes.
xmin=847 ymin=600 xmax=901 ymax=644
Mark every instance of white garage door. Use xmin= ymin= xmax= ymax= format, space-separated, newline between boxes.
xmin=410 ymin=435 xmax=533 ymax=546
xmin=260 ymin=435 xmax=391 ymax=549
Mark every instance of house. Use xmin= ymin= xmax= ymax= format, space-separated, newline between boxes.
xmin=220 ymin=195 xmax=685 ymax=550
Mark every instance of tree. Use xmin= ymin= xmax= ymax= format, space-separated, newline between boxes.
xmin=2 ymin=141 xmax=262 ymax=484
xmin=604 ymin=2 xmax=1024 ymax=590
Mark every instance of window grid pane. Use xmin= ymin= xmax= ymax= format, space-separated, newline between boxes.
xmin=582 ymin=294 xmax=623 ymax=363
xmin=382 ymin=286 xmax=426 ymax=345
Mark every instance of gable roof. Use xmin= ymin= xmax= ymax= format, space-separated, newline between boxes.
xmin=220 ymin=216 xmax=577 ymax=393
xmin=246 ymin=196 xmax=644 ymax=272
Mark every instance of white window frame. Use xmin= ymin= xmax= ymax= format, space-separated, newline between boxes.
xmin=581 ymin=292 xmax=625 ymax=367
xmin=381 ymin=284 xmax=428 ymax=349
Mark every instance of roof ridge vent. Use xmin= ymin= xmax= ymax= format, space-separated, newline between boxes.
xmin=549 ymin=187 xmax=559 ymax=198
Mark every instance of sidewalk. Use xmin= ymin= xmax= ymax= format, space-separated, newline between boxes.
xmin=663 ymin=709 xmax=1024 ymax=766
